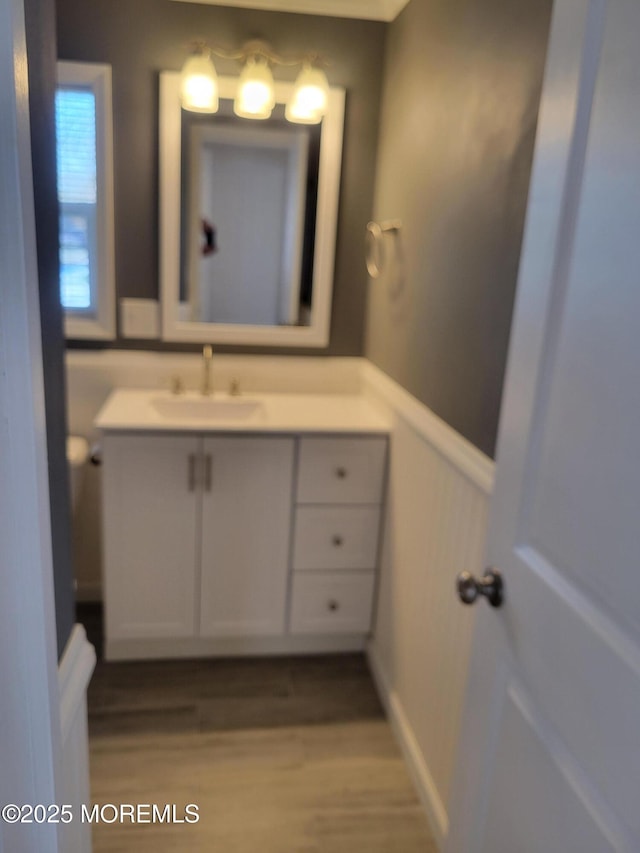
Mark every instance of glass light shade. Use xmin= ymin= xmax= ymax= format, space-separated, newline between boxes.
xmin=285 ymin=66 xmax=329 ymax=124
xmin=234 ymin=57 xmax=276 ymax=120
xmin=181 ymin=52 xmax=219 ymax=113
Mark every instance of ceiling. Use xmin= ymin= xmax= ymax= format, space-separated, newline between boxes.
xmin=169 ymin=0 xmax=410 ymax=23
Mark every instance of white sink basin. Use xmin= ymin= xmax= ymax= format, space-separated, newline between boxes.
xmin=151 ymin=395 xmax=266 ymax=423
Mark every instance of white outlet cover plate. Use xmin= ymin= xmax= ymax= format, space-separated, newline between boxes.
xmin=120 ymin=298 xmax=160 ymax=340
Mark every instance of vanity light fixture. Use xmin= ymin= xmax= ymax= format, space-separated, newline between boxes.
xmin=180 ymin=39 xmax=329 ymax=124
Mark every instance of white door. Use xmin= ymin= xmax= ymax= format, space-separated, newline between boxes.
xmin=102 ymin=434 xmax=200 ymax=644
xmin=1 ymin=0 xmax=63 ymax=847
xmin=200 ymin=437 xmax=294 ymax=637
xmin=447 ymin=1 xmax=640 ymax=850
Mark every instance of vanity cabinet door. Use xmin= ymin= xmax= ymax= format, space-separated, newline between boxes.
xmin=102 ymin=434 xmax=200 ymax=644
xmin=199 ymin=437 xmax=294 ymax=637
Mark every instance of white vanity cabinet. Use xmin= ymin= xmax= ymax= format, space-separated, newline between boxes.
xmin=98 ymin=415 xmax=388 ymax=661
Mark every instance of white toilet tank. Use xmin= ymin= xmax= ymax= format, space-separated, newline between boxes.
xmin=66 ymin=435 xmax=89 ymax=512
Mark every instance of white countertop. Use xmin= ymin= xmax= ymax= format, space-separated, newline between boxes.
xmin=94 ymin=389 xmax=391 ymax=434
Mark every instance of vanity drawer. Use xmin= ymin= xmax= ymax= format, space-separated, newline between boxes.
xmin=296 ymin=437 xmax=387 ymax=504
xmin=290 ymin=572 xmax=375 ymax=635
xmin=293 ymin=506 xmax=380 ymax=571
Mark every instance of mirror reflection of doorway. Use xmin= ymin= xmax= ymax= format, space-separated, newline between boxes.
xmin=186 ymin=123 xmax=309 ymax=326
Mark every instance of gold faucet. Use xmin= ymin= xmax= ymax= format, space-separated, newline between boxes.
xmin=201 ymin=345 xmax=213 ymax=395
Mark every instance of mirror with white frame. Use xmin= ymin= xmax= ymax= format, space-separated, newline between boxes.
xmin=159 ymin=72 xmax=345 ymax=347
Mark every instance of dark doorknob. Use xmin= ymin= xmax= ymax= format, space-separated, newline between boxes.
xmin=456 ymin=569 xmax=503 ymax=608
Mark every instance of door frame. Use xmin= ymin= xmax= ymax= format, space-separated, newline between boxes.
xmin=0 ymin=0 xmax=63 ymax=848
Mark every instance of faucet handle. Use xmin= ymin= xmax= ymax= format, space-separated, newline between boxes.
xmin=170 ymin=375 xmax=184 ymax=395
xmin=201 ymin=344 xmax=214 ymax=396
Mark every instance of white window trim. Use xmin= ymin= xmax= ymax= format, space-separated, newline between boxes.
xmin=57 ymin=61 xmax=116 ymax=340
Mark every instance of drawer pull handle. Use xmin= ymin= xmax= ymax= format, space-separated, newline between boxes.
xmin=204 ymin=454 xmax=213 ymax=492
xmin=332 ymin=535 xmax=344 ymax=547
xmin=327 ymin=599 xmax=340 ymax=612
xmin=335 ymin=467 xmax=348 ymax=479
xmin=187 ymin=454 xmax=196 ymax=492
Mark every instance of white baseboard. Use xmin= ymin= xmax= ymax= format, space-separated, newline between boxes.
xmin=367 ymin=640 xmax=448 ymax=850
xmin=106 ymin=633 xmax=366 ymax=661
xmin=58 ymin=624 xmax=96 ymax=742
xmin=58 ymin=624 xmax=96 ymax=853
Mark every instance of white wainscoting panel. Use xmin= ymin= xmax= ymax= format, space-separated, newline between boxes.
xmin=58 ymin=624 xmax=96 ymax=853
xmin=362 ymin=363 xmax=494 ymax=849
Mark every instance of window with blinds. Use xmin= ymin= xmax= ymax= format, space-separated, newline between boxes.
xmin=56 ymin=62 xmax=115 ymax=339
xmin=56 ymin=88 xmax=97 ymax=312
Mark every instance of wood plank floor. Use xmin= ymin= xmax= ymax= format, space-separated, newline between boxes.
xmin=86 ymin=640 xmax=436 ymax=851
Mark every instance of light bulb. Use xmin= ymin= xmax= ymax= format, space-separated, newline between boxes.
xmin=180 ymin=50 xmax=219 ymax=113
xmin=234 ymin=57 xmax=275 ymax=120
xmin=286 ymin=65 xmax=329 ymax=124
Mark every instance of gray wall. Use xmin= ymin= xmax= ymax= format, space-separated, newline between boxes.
xmin=366 ymin=0 xmax=552 ymax=457
xmin=25 ymin=0 xmax=76 ymax=658
xmin=56 ymin=0 xmax=385 ymax=356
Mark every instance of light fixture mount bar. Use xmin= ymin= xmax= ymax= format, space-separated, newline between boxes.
xmin=207 ymin=39 xmax=323 ymax=69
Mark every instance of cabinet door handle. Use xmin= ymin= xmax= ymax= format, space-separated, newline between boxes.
xmin=204 ymin=454 xmax=213 ymax=492
xmin=327 ymin=599 xmax=340 ymax=612
xmin=187 ymin=454 xmax=196 ymax=492
xmin=335 ymin=466 xmax=348 ymax=479
xmin=332 ymin=535 xmax=344 ymax=547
